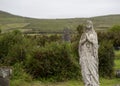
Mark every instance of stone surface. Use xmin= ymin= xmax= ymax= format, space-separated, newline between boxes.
xmin=114 ymin=85 xmax=120 ymax=86
xmin=79 ymin=20 xmax=99 ymax=86
xmin=0 ymin=67 xmax=12 ymax=86
xmin=0 ymin=78 xmax=9 ymax=86
xmin=63 ymin=28 xmax=70 ymax=42
xmin=116 ymin=70 xmax=120 ymax=78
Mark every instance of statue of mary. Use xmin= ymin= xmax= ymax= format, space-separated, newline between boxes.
xmin=79 ymin=20 xmax=99 ymax=86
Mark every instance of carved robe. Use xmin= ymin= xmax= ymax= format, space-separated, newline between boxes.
xmin=79 ymin=21 xmax=99 ymax=86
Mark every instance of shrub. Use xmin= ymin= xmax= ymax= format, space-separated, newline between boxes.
xmin=5 ymin=38 xmax=35 ymax=65
xmin=76 ymin=24 xmax=84 ymax=37
xmin=11 ymin=63 xmax=32 ymax=81
xmin=30 ymin=34 xmax=62 ymax=47
xmin=107 ymin=25 xmax=120 ymax=47
xmin=70 ymin=24 xmax=84 ymax=61
xmin=97 ymin=30 xmax=120 ymax=48
xmin=109 ymin=25 xmax=120 ymax=32
xmin=25 ymin=42 xmax=81 ymax=81
xmin=99 ymin=40 xmax=115 ymax=78
xmin=97 ymin=31 xmax=114 ymax=43
xmin=113 ymin=32 xmax=120 ymax=47
xmin=10 ymin=63 xmax=32 ymax=86
xmin=0 ymin=30 xmax=24 ymax=62
xmin=71 ymin=41 xmax=79 ymax=62
xmin=0 ymin=30 xmax=36 ymax=65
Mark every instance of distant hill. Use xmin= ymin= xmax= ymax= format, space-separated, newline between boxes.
xmin=0 ymin=10 xmax=120 ymax=33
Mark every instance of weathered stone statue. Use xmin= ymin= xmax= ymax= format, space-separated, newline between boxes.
xmin=79 ymin=20 xmax=99 ymax=86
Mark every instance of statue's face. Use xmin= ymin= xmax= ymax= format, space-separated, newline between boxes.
xmin=85 ymin=20 xmax=93 ymax=30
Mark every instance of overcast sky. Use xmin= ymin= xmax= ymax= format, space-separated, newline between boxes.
xmin=0 ymin=0 xmax=120 ymax=19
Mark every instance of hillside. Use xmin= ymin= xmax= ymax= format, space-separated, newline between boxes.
xmin=0 ymin=10 xmax=120 ymax=33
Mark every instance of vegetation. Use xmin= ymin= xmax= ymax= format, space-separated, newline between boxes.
xmin=109 ymin=25 xmax=120 ymax=32
xmin=25 ymin=42 xmax=81 ymax=81
xmin=0 ymin=10 xmax=120 ymax=86
xmin=115 ymin=50 xmax=120 ymax=59
xmin=99 ymin=40 xmax=114 ymax=77
xmin=0 ymin=10 xmax=120 ymax=33
xmin=10 ymin=78 xmax=120 ymax=86
xmin=0 ymin=28 xmax=116 ymax=83
xmin=0 ymin=30 xmax=81 ymax=82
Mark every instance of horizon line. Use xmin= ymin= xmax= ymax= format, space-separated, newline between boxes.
xmin=0 ymin=10 xmax=120 ymax=19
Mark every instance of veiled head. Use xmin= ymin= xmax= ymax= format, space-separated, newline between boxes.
xmin=85 ymin=20 xmax=93 ymax=29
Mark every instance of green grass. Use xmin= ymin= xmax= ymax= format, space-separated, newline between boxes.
xmin=114 ymin=59 xmax=120 ymax=70
xmin=115 ymin=50 xmax=120 ymax=59
xmin=0 ymin=23 xmax=30 ymax=33
xmin=0 ymin=10 xmax=120 ymax=32
xmin=114 ymin=50 xmax=120 ymax=70
xmin=10 ymin=78 xmax=120 ymax=86
xmin=100 ymin=78 xmax=120 ymax=86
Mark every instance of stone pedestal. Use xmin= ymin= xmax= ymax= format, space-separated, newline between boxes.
xmin=0 ymin=77 xmax=9 ymax=86
xmin=0 ymin=67 xmax=12 ymax=86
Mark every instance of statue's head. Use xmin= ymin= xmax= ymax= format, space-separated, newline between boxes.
xmin=85 ymin=20 xmax=93 ymax=30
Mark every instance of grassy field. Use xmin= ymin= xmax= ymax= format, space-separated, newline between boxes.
xmin=10 ymin=78 xmax=120 ymax=86
xmin=115 ymin=59 xmax=120 ymax=70
xmin=0 ymin=10 xmax=120 ymax=33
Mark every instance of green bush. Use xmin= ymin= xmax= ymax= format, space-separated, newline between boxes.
xmin=97 ymin=31 xmax=114 ymax=43
xmin=109 ymin=25 xmax=120 ymax=32
xmin=97 ymin=30 xmax=120 ymax=48
xmin=113 ymin=32 xmax=120 ymax=47
xmin=0 ymin=30 xmax=36 ymax=65
xmin=10 ymin=63 xmax=32 ymax=86
xmin=25 ymin=42 xmax=81 ymax=81
xmin=11 ymin=63 xmax=32 ymax=81
xmin=35 ymin=35 xmax=62 ymax=46
xmin=70 ymin=24 xmax=84 ymax=61
xmin=0 ymin=30 xmax=23 ymax=59
xmin=76 ymin=25 xmax=83 ymax=35
xmin=71 ymin=41 xmax=79 ymax=62
xmin=0 ymin=28 xmax=116 ymax=81
xmin=108 ymin=25 xmax=120 ymax=47
xmin=99 ymin=40 xmax=115 ymax=78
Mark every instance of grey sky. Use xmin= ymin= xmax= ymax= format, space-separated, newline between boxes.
xmin=0 ymin=0 xmax=120 ymax=19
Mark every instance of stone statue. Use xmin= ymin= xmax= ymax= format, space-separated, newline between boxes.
xmin=79 ymin=20 xmax=99 ymax=86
